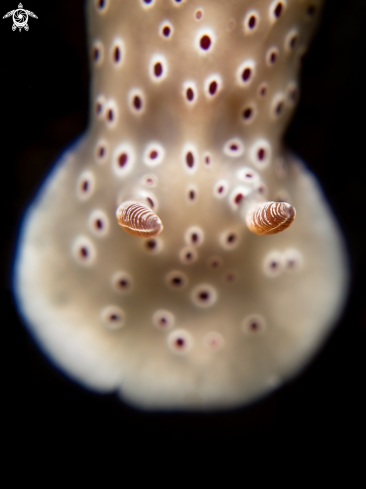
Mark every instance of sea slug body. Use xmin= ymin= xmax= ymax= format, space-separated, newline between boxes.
xmin=13 ymin=0 xmax=348 ymax=411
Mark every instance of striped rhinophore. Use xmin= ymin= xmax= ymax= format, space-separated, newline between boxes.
xmin=116 ymin=200 xmax=163 ymax=238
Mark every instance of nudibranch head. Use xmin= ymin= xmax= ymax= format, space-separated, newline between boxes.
xmin=13 ymin=0 xmax=348 ymax=411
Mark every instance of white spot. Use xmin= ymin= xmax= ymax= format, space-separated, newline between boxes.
xmin=72 ymin=236 xmax=97 ymax=266
xmin=249 ymin=139 xmax=272 ymax=169
xmin=88 ymin=209 xmax=110 ymax=237
xmin=179 ymin=246 xmax=198 ymax=265
xmin=152 ymin=309 xmax=175 ymax=331
xmin=243 ymin=10 xmax=259 ymax=35
xmin=182 ymin=80 xmax=198 ymax=105
xmin=263 ymin=250 xmax=284 ymax=277
xmin=104 ymin=99 xmax=118 ymax=128
xmin=191 ymin=284 xmax=218 ymax=308
xmin=285 ymin=29 xmax=298 ymax=53
xmin=241 ymin=314 xmax=266 ymax=335
xmin=111 ymin=271 xmax=133 ymax=293
xmin=101 ymin=305 xmax=125 ymax=331
xmin=76 ymin=171 xmax=95 ymax=201
xmin=206 ymin=255 xmax=223 ymax=270
xmin=110 ymin=38 xmax=124 ymax=68
xmin=269 ymin=0 xmax=287 ymax=24
xmin=95 ymin=95 xmax=106 ymax=119
xmin=143 ymin=237 xmax=163 ymax=254
xmin=236 ymin=59 xmax=256 ymax=87
xmin=223 ymin=138 xmax=244 ymax=157
xmin=128 ymin=89 xmax=145 ymax=114
xmin=165 ymin=270 xmax=188 ymax=289
xmin=91 ymin=40 xmax=104 ymax=67
xmin=203 ymin=74 xmax=223 ymax=98
xmin=141 ymin=174 xmax=158 ymax=187
xmin=167 ymin=329 xmax=193 ymax=356
xmin=181 ymin=143 xmax=198 ymax=173
xmin=112 ymin=143 xmax=135 ymax=177
xmin=219 ymin=229 xmax=241 ymax=250
xmin=229 ymin=186 xmax=250 ymax=211
xmin=266 ymin=46 xmax=279 ymax=66
xmin=271 ymin=92 xmax=286 ymax=119
xmin=203 ymin=332 xmax=225 ymax=351
xmin=237 ymin=167 xmax=260 ymax=185
xmin=283 ymin=248 xmax=303 ymax=273
xmin=94 ymin=139 xmax=109 ymax=164
xmin=159 ymin=20 xmax=174 ymax=39
xmin=213 ymin=179 xmax=229 ymax=199
xmin=195 ymin=28 xmax=216 ymax=54
xmin=149 ymin=54 xmax=168 ymax=82
xmin=184 ymin=226 xmax=204 ymax=247
xmin=143 ymin=142 xmax=165 ymax=167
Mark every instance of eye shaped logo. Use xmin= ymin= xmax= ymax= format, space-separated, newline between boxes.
xmin=3 ymin=3 xmax=38 ymax=32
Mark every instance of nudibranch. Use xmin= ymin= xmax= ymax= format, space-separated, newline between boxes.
xmin=13 ymin=0 xmax=348 ymax=411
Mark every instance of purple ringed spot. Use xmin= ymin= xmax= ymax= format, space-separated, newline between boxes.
xmin=234 ymin=193 xmax=244 ymax=205
xmin=248 ymin=15 xmax=256 ymax=28
xmin=243 ymin=107 xmax=253 ymax=120
xmin=203 ymin=332 xmax=225 ymax=351
xmin=184 ymin=226 xmax=204 ymax=247
xmin=200 ymin=35 xmax=211 ymax=50
xmin=242 ymin=314 xmax=266 ymax=335
xmin=209 ymin=81 xmax=217 ymax=95
xmin=191 ymin=284 xmax=218 ymax=308
xmin=154 ymin=62 xmax=162 ymax=77
xmin=152 ymin=309 xmax=175 ymax=331
xmin=72 ymin=236 xmax=96 ymax=265
xmin=93 ymin=47 xmax=100 ymax=61
xmin=186 ymin=88 xmax=194 ymax=101
xmin=101 ymin=305 xmax=125 ymax=330
xmin=195 ymin=9 xmax=203 ymax=20
xmin=133 ymin=96 xmax=141 ymax=110
xmin=146 ymin=239 xmax=156 ymax=249
xmin=167 ymin=329 xmax=193 ymax=355
xmin=118 ymin=153 xmax=128 ymax=167
xmin=242 ymin=68 xmax=251 ymax=82
xmin=165 ymin=270 xmax=188 ymax=289
xmin=186 ymin=152 xmax=194 ymax=168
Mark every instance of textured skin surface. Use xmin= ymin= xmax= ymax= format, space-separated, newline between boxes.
xmin=14 ymin=0 xmax=348 ymax=411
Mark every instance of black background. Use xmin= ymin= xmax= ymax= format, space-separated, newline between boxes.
xmin=1 ymin=0 xmax=365 ymax=466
